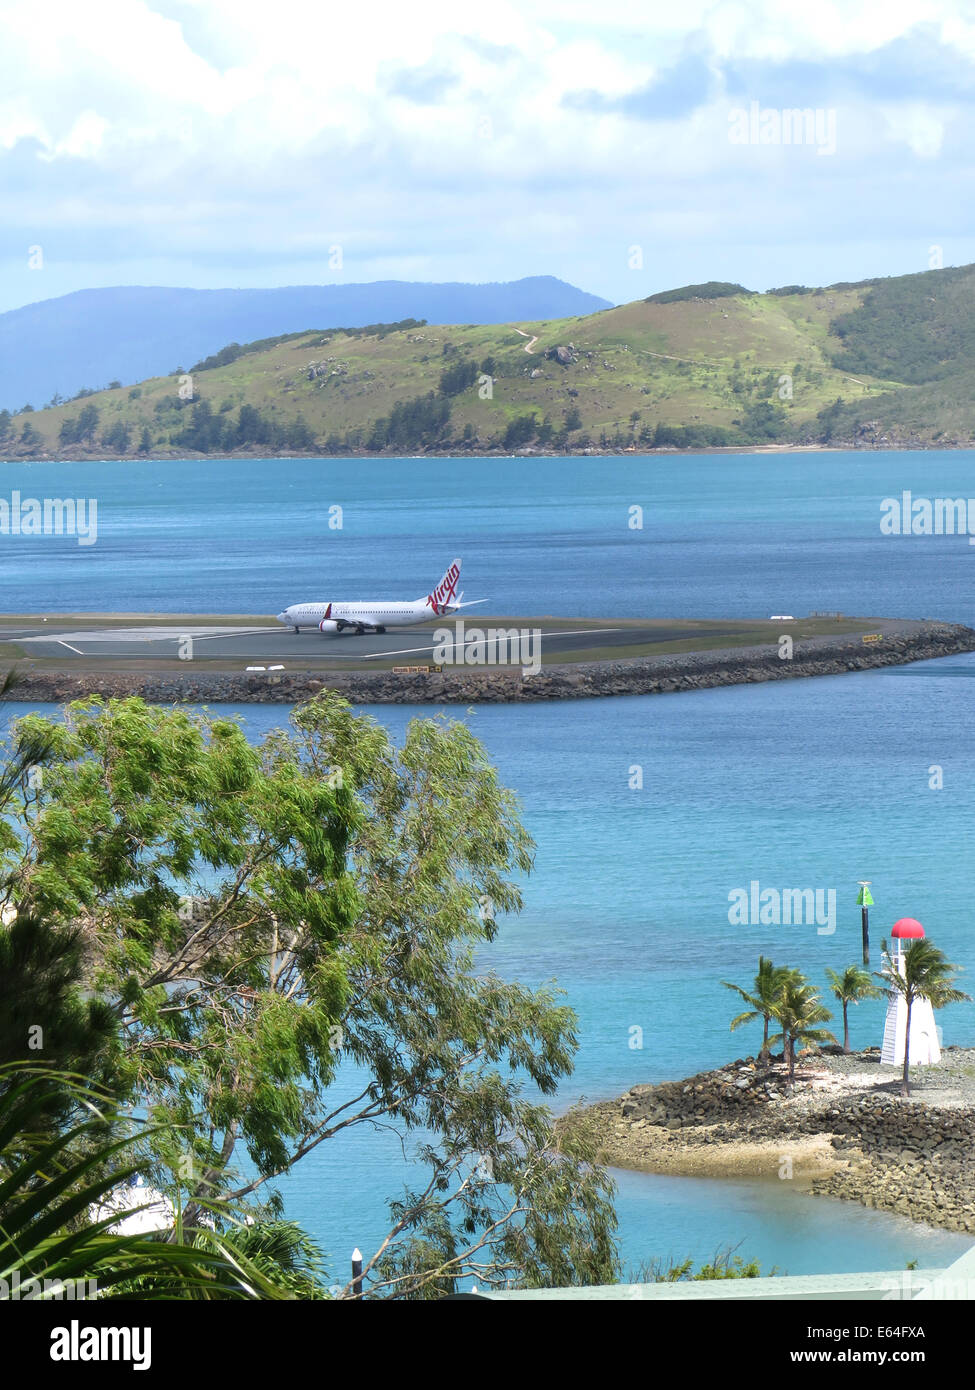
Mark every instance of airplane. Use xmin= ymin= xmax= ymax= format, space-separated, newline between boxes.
xmin=276 ymin=558 xmax=487 ymax=635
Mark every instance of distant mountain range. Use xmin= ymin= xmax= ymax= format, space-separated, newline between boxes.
xmin=0 ymin=277 xmax=613 ymax=411
xmin=8 ymin=263 xmax=975 ymax=457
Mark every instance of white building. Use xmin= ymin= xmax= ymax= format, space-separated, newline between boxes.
xmin=880 ymin=917 xmax=941 ymax=1067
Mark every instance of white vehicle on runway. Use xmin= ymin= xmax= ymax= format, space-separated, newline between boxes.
xmin=276 ymin=558 xmax=486 ymax=635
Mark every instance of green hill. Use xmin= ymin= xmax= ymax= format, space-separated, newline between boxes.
xmin=8 ymin=264 xmax=975 ymax=457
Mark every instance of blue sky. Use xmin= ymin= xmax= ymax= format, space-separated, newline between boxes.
xmin=3 ymin=0 xmax=975 ymax=312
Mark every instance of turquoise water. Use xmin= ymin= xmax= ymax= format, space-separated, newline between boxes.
xmin=5 ymin=660 xmax=974 ymax=1277
xmin=3 ymin=449 xmax=975 ymax=1280
xmin=212 ymin=674 xmax=975 ymax=1278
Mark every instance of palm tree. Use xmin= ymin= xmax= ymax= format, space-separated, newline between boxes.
xmin=767 ymin=980 xmax=837 ymax=1084
xmin=0 ymin=1067 xmax=306 ymax=1299
xmin=876 ymin=940 xmax=971 ymax=1096
xmin=825 ymin=965 xmax=882 ymax=1053
xmin=722 ymin=957 xmax=802 ymax=1064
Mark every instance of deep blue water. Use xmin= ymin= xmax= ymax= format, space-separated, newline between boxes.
xmin=3 ymin=450 xmax=975 ymax=1282
xmin=2 ymin=451 xmax=975 ymax=621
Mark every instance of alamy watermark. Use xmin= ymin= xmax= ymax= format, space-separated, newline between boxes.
xmin=433 ymin=619 xmax=541 ymax=676
xmin=1 ymin=1270 xmax=99 ymax=1300
xmin=0 ymin=491 xmax=97 ymax=546
xmin=728 ymin=101 xmax=837 ymax=156
xmin=728 ymin=880 xmax=837 ymax=935
xmin=881 ymin=490 xmax=975 ymax=542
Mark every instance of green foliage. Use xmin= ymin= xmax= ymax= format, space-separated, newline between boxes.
xmin=829 ymin=264 xmax=975 ymax=384
xmin=877 ymin=939 xmax=971 ymax=1095
xmin=78 ymin=403 xmax=98 ymax=441
xmin=188 ymin=331 xmax=322 ymax=374
xmin=42 ymin=267 xmax=975 ymax=454
xmin=766 ymin=981 xmax=836 ymax=1083
xmin=0 ymin=1068 xmax=306 ymax=1299
xmin=171 ymin=400 xmax=318 ymax=453
xmin=816 ymin=396 xmax=845 ymax=442
xmin=198 ymin=1219 xmax=329 ymax=1298
xmin=332 ymin=317 xmax=427 ymax=340
xmin=190 ymin=342 xmax=248 ymax=373
xmin=825 ymin=966 xmax=881 ymax=1052
xmin=650 ymin=422 xmax=735 ymax=448
xmin=367 ymin=392 xmax=451 ymax=451
xmin=739 ymin=400 xmax=788 ymax=441
xmin=646 ymin=282 xmax=754 ymax=304
xmin=0 ymin=694 xmax=617 ymax=1296
xmin=188 ymin=321 xmax=429 ymax=374
xmin=285 ymin=415 xmax=315 ymax=450
xmin=631 ymin=1246 xmax=767 ymax=1283
xmin=722 ymin=956 xmax=802 ymax=1062
xmin=176 ymin=399 xmax=224 ymax=452
xmin=438 ymin=358 xmax=479 ymax=397
xmin=103 ymin=421 xmax=131 ymax=454
xmin=503 ymin=413 xmax=538 ymax=449
xmin=0 ymin=915 xmax=119 ymax=1123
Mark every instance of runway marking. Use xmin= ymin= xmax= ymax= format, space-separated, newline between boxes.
xmin=57 ymin=639 xmax=85 ymax=655
xmin=359 ymin=629 xmax=626 ymax=660
xmin=19 ymin=625 xmax=264 ymax=646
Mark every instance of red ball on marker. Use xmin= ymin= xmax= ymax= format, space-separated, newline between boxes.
xmin=891 ymin=917 xmax=925 ymax=939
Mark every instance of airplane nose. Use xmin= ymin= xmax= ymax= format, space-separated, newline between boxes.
xmin=276 ymin=611 xmax=289 ymax=624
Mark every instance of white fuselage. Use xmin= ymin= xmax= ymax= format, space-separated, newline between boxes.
xmin=277 ymin=599 xmax=435 ymax=631
xmin=277 ymin=558 xmax=472 ymax=635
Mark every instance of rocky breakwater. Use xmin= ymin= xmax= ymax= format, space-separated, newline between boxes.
xmin=808 ymin=1093 xmax=975 ymax=1234
xmin=579 ymin=1049 xmax=975 ymax=1233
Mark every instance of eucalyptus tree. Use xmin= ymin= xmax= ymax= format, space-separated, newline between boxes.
xmin=877 ymin=940 xmax=970 ymax=1096
xmin=825 ymin=965 xmax=882 ymax=1053
xmin=0 ymin=693 xmax=617 ymax=1296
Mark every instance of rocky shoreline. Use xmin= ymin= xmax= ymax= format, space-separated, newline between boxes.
xmin=580 ymin=1049 xmax=975 ymax=1235
xmin=4 ymin=619 xmax=974 ymax=706
xmin=4 ymin=440 xmax=975 ymax=464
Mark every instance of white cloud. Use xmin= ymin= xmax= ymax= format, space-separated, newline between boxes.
xmin=879 ymin=102 xmax=950 ymax=157
xmin=2 ymin=0 xmax=975 ymax=307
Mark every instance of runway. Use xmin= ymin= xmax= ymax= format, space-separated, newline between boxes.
xmin=4 ymin=619 xmax=735 ymax=665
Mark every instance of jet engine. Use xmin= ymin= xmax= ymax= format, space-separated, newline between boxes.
xmin=319 ymin=619 xmax=341 ymax=635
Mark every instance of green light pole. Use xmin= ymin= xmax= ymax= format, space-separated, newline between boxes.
xmin=856 ymin=881 xmax=873 ymax=965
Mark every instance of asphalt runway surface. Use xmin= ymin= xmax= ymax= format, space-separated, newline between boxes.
xmin=4 ymin=621 xmax=735 ymax=664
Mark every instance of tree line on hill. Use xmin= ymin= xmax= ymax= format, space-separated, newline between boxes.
xmin=0 ymin=395 xmax=803 ymax=456
xmin=829 ymin=264 xmax=975 ymax=384
xmin=186 ymin=319 xmax=430 ymax=375
xmin=0 ymin=353 xmax=857 ymax=456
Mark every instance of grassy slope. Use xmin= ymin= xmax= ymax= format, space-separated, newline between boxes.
xmin=7 ymin=270 xmax=975 ymax=458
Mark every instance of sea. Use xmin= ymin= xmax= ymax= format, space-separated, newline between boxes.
xmin=2 ymin=450 xmax=975 ymax=1281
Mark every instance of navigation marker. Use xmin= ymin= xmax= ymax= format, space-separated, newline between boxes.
xmin=856 ymin=881 xmax=873 ymax=965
